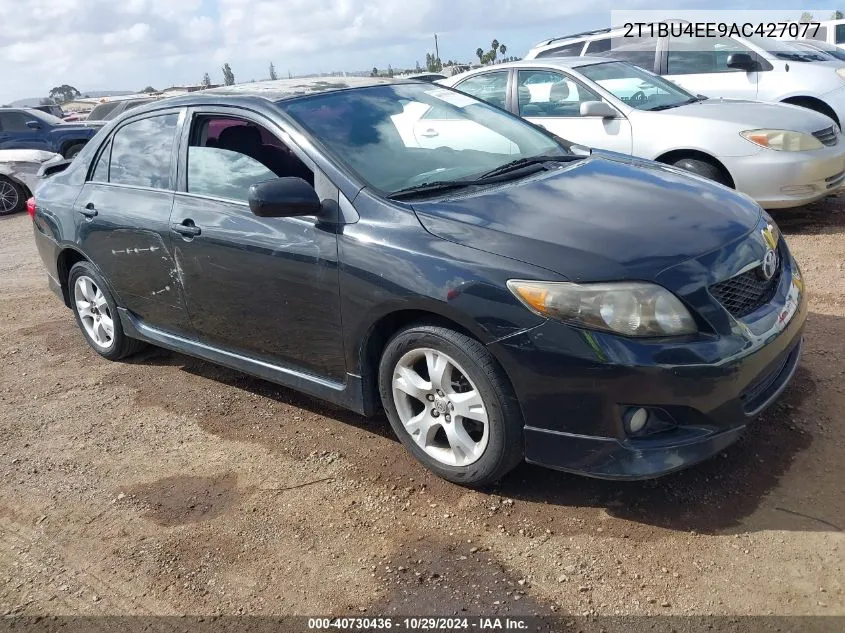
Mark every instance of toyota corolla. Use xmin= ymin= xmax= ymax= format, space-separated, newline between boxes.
xmin=29 ymin=77 xmax=806 ymax=486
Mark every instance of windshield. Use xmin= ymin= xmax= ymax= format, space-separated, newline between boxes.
xmin=280 ymin=83 xmax=567 ymax=194
xmin=747 ymin=37 xmax=835 ymax=62
xmin=577 ymin=61 xmax=696 ymax=111
xmin=791 ymin=40 xmax=845 ymax=61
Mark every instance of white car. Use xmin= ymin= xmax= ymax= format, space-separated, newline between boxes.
xmin=0 ymin=149 xmax=62 ymax=215
xmin=437 ymin=58 xmax=845 ymax=209
xmin=524 ymin=23 xmax=845 ymax=128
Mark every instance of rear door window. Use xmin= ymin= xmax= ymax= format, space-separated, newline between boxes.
xmin=0 ymin=112 xmax=32 ymax=132
xmin=109 ymin=113 xmax=180 ymax=189
xmin=91 ymin=141 xmax=111 ymax=182
xmin=585 ymin=38 xmax=612 ymax=55
xmin=452 ymin=71 xmax=509 ymax=108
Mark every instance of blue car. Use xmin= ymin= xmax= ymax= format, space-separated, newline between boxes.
xmin=29 ymin=78 xmax=806 ymax=486
xmin=0 ymin=107 xmax=103 ymax=158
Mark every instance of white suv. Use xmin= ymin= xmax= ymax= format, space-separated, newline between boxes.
xmin=525 ymin=25 xmax=845 ymax=126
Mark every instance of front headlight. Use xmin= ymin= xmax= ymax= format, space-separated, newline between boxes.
xmin=506 ymin=280 xmax=697 ymax=337
xmin=740 ymin=129 xmax=823 ymax=151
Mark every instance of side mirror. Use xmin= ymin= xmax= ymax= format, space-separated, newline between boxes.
xmin=26 ymin=120 xmax=42 ymax=130
xmin=726 ymin=52 xmax=757 ymax=71
xmin=248 ymin=177 xmax=322 ymax=218
xmin=579 ymin=101 xmax=618 ymax=118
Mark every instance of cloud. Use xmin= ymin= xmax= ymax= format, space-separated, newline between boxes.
xmin=0 ymin=0 xmax=718 ymax=103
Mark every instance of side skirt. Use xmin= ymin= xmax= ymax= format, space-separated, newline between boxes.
xmin=118 ymin=308 xmax=370 ymax=416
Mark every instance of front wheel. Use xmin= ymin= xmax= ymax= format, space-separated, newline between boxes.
xmin=672 ymin=157 xmax=730 ymax=187
xmin=378 ymin=324 xmax=523 ymax=486
xmin=63 ymin=143 xmax=85 ymax=159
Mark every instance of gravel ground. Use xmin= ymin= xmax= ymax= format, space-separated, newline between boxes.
xmin=0 ymin=198 xmax=843 ymax=623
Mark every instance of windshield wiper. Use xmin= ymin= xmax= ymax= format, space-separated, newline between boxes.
xmin=648 ymin=96 xmax=705 ymax=112
xmin=474 ymin=154 xmax=580 ymax=180
xmin=388 ymin=180 xmax=477 ymax=200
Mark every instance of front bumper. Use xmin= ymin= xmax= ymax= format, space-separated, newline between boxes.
xmin=488 ymin=238 xmax=808 ymax=480
xmin=724 ymin=141 xmax=845 ymax=209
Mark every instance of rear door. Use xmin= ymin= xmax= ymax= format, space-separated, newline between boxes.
xmin=0 ymin=111 xmax=50 ymax=150
xmin=514 ymin=68 xmax=632 ymax=154
xmin=662 ymin=35 xmax=759 ymax=99
xmin=73 ymin=108 xmax=192 ymax=335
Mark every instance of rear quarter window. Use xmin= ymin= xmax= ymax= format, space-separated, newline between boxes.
xmin=535 ymin=41 xmax=586 ymax=58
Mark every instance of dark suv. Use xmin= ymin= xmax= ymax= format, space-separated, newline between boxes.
xmin=0 ymin=108 xmax=103 ymax=158
xmin=29 ymin=78 xmax=806 ymax=486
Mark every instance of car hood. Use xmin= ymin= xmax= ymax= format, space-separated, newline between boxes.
xmin=410 ymin=152 xmax=762 ymax=281
xmin=55 ymin=121 xmax=106 ymax=130
xmin=656 ymin=98 xmax=836 ymax=132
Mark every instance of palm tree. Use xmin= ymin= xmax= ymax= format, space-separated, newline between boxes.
xmin=499 ymin=43 xmax=507 ymax=59
xmin=491 ymin=39 xmax=499 ymax=63
xmin=476 ymin=47 xmax=485 ymax=64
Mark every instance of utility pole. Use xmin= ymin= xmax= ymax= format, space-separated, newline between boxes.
xmin=434 ymin=33 xmax=440 ymax=60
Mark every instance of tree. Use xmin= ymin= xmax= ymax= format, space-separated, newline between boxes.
xmin=476 ymin=47 xmax=485 ymax=63
xmin=833 ymin=10 xmax=844 ymax=19
xmin=800 ymin=12 xmax=815 ymax=22
xmin=141 ymin=86 xmax=156 ymax=93
xmin=371 ymin=66 xmax=379 ymax=77
xmin=499 ymin=43 xmax=507 ymax=58
xmin=387 ymin=64 xmax=394 ymax=78
xmin=201 ymin=73 xmax=212 ymax=88
xmin=222 ymin=63 xmax=235 ymax=86
xmin=39 ymin=97 xmax=55 ymax=105
xmin=490 ymin=39 xmax=499 ymax=63
xmin=415 ymin=60 xmax=422 ymax=72
xmin=269 ymin=62 xmax=278 ymax=81
xmin=48 ymin=84 xmax=81 ymax=104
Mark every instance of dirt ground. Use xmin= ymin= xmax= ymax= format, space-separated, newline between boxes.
xmin=0 ymin=198 xmax=843 ymax=624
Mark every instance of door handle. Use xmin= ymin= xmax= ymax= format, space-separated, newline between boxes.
xmin=78 ymin=202 xmax=98 ymax=218
xmin=171 ymin=220 xmax=201 ymax=238
xmin=420 ymin=129 xmax=439 ymax=138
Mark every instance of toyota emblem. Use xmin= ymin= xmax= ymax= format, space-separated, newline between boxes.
xmin=759 ymin=248 xmax=778 ymax=281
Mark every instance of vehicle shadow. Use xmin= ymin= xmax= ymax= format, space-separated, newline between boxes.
xmin=118 ymin=312 xmax=842 ymax=536
xmin=771 ymin=194 xmax=845 ymax=236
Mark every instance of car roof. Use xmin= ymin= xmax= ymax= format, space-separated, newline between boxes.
xmin=462 ymin=58 xmax=618 ymax=72
xmin=203 ymin=76 xmax=403 ymax=101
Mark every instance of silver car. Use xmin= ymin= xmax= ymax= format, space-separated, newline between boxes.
xmin=0 ymin=149 xmax=61 ymax=215
xmin=439 ymin=58 xmax=845 ymax=209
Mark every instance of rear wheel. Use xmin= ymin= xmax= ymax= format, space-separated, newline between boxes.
xmin=68 ymin=261 xmax=146 ymax=360
xmin=672 ymin=157 xmax=730 ymax=187
xmin=0 ymin=177 xmax=25 ymax=215
xmin=378 ymin=324 xmax=523 ymax=487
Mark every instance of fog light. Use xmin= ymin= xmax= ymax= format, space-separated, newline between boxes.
xmin=780 ymin=184 xmax=816 ymax=196
xmin=627 ymin=408 xmax=649 ymax=434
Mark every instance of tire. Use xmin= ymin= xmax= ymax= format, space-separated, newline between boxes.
xmin=63 ymin=143 xmax=85 ymax=159
xmin=672 ymin=157 xmax=730 ymax=187
xmin=0 ymin=177 xmax=26 ymax=216
xmin=68 ymin=261 xmax=146 ymax=360
xmin=378 ymin=324 xmax=523 ymax=487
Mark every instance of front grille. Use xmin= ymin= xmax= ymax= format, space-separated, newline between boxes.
xmin=826 ymin=170 xmax=845 ymax=190
xmin=710 ymin=259 xmax=781 ymax=319
xmin=812 ymin=125 xmax=839 ymax=147
xmin=740 ymin=340 xmax=801 ymax=414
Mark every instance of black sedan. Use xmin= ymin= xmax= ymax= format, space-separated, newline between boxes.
xmin=29 ymin=77 xmax=806 ymax=486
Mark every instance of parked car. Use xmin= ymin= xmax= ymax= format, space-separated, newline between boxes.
xmin=0 ymin=149 xmax=62 ymax=214
xmin=439 ymin=58 xmax=845 ymax=208
xmin=0 ymin=108 xmax=104 ymax=158
xmin=63 ymin=110 xmax=91 ymax=123
xmin=525 ymin=23 xmax=845 ymax=126
xmin=780 ymin=18 xmax=845 ymax=50
xmin=29 ymin=77 xmax=806 ymax=485
xmin=779 ymin=38 xmax=845 ymax=62
xmin=32 ymin=104 xmax=65 ymax=118
xmin=407 ymin=73 xmax=448 ymax=82
xmin=85 ymin=97 xmax=159 ymax=123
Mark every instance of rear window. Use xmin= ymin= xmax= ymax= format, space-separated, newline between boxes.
xmin=535 ymin=41 xmax=585 ymax=58
xmin=109 ymin=114 xmax=180 ymax=189
xmin=88 ymin=102 xmax=120 ymax=121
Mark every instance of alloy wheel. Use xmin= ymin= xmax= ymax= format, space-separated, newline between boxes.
xmin=0 ymin=180 xmax=19 ymax=214
xmin=392 ymin=347 xmax=490 ymax=467
xmin=74 ymin=276 xmax=114 ymax=349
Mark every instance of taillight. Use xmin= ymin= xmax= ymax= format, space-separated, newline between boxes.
xmin=26 ymin=197 xmax=36 ymax=219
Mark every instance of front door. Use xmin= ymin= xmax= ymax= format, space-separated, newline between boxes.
xmin=169 ymin=109 xmax=347 ymax=381
xmin=663 ymin=35 xmax=759 ymax=100
xmin=75 ymin=109 xmax=192 ymax=334
xmin=516 ymin=69 xmax=633 ymax=154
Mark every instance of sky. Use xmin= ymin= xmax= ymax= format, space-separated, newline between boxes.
xmin=0 ymin=0 xmax=835 ymax=104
